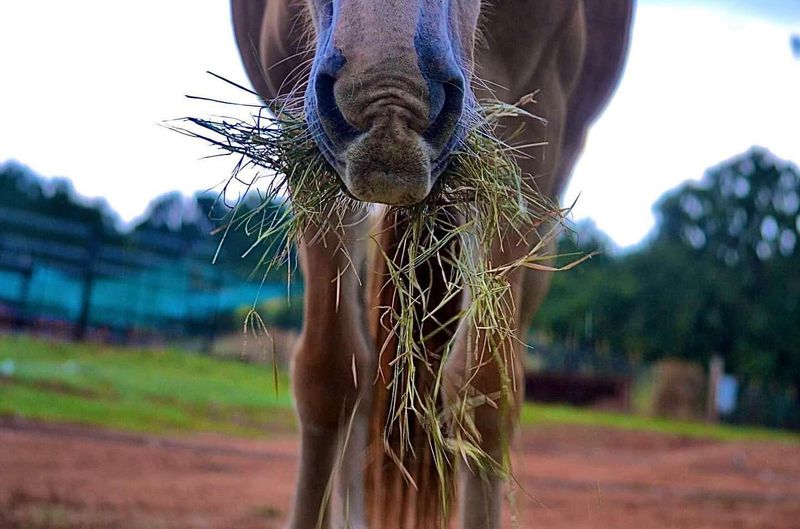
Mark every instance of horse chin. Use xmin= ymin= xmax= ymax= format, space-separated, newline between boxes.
xmin=343 ymin=175 xmax=432 ymax=207
xmin=337 ymin=123 xmax=438 ymax=207
xmin=311 ymin=107 xmax=464 ymax=206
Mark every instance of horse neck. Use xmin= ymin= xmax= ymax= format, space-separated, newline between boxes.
xmin=475 ymin=0 xmax=582 ymax=99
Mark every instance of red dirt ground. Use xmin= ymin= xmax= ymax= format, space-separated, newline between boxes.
xmin=1 ymin=419 xmax=798 ymax=529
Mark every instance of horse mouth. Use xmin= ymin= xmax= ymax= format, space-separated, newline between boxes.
xmin=311 ymin=124 xmax=459 ymax=207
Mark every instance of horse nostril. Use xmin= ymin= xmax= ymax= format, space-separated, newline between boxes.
xmin=313 ymin=73 xmax=359 ymax=143
xmin=423 ymin=77 xmax=465 ymax=152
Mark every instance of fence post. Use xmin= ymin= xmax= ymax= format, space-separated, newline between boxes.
xmin=706 ymin=355 xmax=724 ymax=423
xmin=201 ymin=265 xmax=225 ymax=355
xmin=13 ymin=255 xmax=34 ymax=330
xmin=73 ymin=226 xmax=101 ymax=341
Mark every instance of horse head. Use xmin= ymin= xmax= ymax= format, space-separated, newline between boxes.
xmin=304 ymin=0 xmax=481 ymax=206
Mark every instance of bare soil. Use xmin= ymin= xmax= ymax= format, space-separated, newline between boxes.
xmin=1 ymin=419 xmax=798 ymax=529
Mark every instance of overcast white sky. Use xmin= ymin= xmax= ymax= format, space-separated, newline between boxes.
xmin=1 ymin=1 xmax=798 ymax=247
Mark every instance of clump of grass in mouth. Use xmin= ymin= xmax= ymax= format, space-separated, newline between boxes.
xmin=174 ymin=74 xmax=571 ymax=517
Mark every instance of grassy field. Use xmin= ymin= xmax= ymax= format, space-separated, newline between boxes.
xmin=1 ymin=334 xmax=798 ymax=442
xmin=0 ymin=335 xmax=293 ymax=436
xmin=520 ymin=402 xmax=800 ymax=442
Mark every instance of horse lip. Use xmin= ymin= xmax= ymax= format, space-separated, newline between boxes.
xmin=309 ymin=118 xmax=461 ymax=203
xmin=311 ymin=125 xmax=347 ymax=173
xmin=430 ymin=148 xmax=454 ymax=179
xmin=428 ymin=131 xmax=463 ymax=179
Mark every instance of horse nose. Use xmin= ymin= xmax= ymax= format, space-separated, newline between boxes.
xmin=422 ymin=74 xmax=466 ymax=153
xmin=312 ymin=71 xmax=360 ymax=145
xmin=313 ymin=65 xmax=464 ymax=154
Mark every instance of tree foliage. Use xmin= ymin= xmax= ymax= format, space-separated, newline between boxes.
xmin=0 ymin=161 xmax=118 ymax=236
xmin=535 ymin=148 xmax=800 ymax=398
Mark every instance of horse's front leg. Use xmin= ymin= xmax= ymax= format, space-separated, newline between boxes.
xmin=445 ymin=238 xmax=531 ymax=529
xmin=287 ymin=222 xmax=373 ymax=529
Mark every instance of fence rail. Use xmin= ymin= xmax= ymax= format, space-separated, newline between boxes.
xmin=0 ymin=205 xmax=277 ymax=345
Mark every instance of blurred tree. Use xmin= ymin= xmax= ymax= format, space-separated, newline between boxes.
xmin=134 ymin=191 xmax=213 ymax=238
xmin=534 ymin=147 xmax=800 ymax=406
xmin=0 ymin=160 xmax=118 ymax=238
xmin=535 ymin=219 xmax=630 ymax=352
xmin=653 ymin=147 xmax=800 ymax=387
xmin=131 ymin=190 xmax=291 ymax=280
xmin=655 ymin=147 xmax=799 ymax=269
xmin=196 ymin=192 xmax=292 ymax=280
xmin=0 ymin=161 xmax=45 ymax=209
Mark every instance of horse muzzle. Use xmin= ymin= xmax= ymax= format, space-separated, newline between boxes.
xmin=308 ymin=60 xmax=466 ymax=206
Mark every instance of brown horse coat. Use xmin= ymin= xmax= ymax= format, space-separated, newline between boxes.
xmin=230 ymin=1 xmax=632 ymax=528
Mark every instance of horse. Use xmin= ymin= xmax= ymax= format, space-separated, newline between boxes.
xmin=230 ymin=1 xmax=632 ymax=528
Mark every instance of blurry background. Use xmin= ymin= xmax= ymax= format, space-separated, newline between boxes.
xmin=1 ymin=1 xmax=799 ymax=528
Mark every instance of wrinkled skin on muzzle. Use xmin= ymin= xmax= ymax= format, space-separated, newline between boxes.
xmin=305 ymin=0 xmax=481 ymax=206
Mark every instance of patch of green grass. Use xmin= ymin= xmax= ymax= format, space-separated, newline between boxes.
xmin=1 ymin=335 xmax=797 ymax=443
xmin=0 ymin=335 xmax=294 ymax=436
xmin=521 ymin=402 xmax=800 ymax=443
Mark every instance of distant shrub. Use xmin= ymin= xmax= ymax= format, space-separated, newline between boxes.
xmin=651 ymin=359 xmax=706 ymax=420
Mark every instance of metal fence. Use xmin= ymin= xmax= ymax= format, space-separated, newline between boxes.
xmin=0 ymin=206 xmax=280 ymax=345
